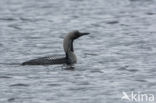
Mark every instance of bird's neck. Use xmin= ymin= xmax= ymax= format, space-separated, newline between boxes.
xmin=63 ymin=36 xmax=77 ymax=63
xmin=65 ymin=40 xmax=74 ymax=57
xmin=64 ymin=40 xmax=77 ymax=63
xmin=70 ymin=40 xmax=74 ymax=52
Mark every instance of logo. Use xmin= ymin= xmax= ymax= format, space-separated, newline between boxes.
xmin=121 ymin=91 xmax=155 ymax=102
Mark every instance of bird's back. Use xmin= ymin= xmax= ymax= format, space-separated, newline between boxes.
xmin=22 ymin=55 xmax=67 ymax=65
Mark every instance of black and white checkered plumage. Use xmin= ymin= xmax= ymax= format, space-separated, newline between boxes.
xmin=22 ymin=55 xmax=68 ymax=65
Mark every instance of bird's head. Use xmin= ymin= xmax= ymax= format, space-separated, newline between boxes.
xmin=69 ymin=30 xmax=89 ymax=40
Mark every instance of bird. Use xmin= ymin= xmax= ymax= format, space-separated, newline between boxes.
xmin=22 ymin=30 xmax=89 ymax=65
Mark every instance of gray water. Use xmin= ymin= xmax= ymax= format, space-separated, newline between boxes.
xmin=0 ymin=0 xmax=156 ymax=103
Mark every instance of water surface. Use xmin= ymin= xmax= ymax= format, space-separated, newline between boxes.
xmin=0 ymin=0 xmax=156 ymax=103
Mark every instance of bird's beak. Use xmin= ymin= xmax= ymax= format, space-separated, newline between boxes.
xmin=80 ymin=32 xmax=90 ymax=36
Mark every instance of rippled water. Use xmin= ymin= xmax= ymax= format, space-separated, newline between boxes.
xmin=0 ymin=0 xmax=156 ymax=103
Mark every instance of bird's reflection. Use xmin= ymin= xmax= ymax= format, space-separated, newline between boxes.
xmin=62 ymin=65 xmax=75 ymax=70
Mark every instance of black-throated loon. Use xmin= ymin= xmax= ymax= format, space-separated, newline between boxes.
xmin=22 ymin=30 xmax=89 ymax=65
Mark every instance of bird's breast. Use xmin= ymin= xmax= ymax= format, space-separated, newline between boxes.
xmin=67 ymin=51 xmax=77 ymax=64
